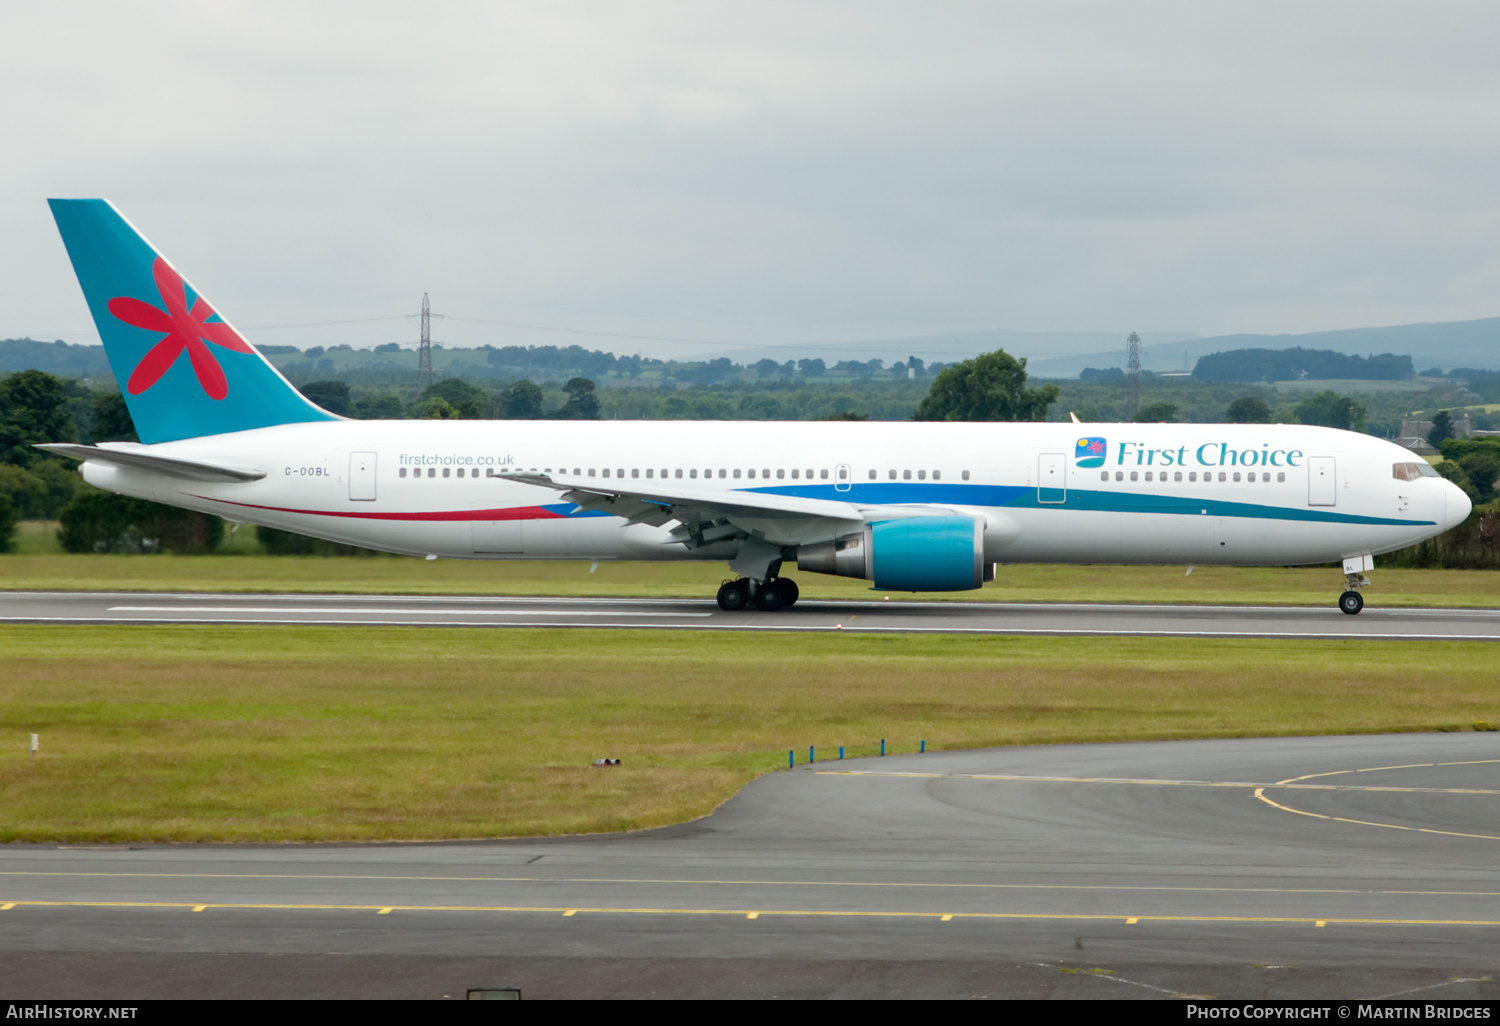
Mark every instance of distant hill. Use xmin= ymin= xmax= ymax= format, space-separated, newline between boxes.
xmin=1027 ymin=316 xmax=1500 ymax=378
xmin=1193 ymin=347 xmax=1414 ymax=383
xmin=0 ymin=338 xmax=115 ymax=381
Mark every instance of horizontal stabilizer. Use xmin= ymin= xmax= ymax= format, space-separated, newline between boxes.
xmin=36 ymin=443 xmax=266 ymax=483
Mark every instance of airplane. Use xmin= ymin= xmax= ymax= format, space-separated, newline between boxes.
xmin=38 ymin=199 xmax=1471 ymax=615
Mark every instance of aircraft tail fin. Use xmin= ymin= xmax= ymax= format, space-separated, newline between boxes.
xmin=47 ymin=199 xmax=337 ymax=443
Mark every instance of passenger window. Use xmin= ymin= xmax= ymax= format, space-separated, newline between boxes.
xmin=902 ymin=470 xmax=911 ymax=480
xmin=676 ymin=469 xmax=683 ymax=479
xmin=791 ymin=469 xmax=800 ymax=479
xmin=399 ymin=468 xmax=407 ymax=478
xmin=820 ymin=469 xmax=829 ymax=480
xmin=662 ymin=469 xmax=668 ymax=479
xmin=589 ymin=469 xmax=596 ymax=477
xmin=1130 ymin=471 xmax=1138 ymax=482
xmin=1233 ymin=472 xmax=1241 ymax=482
xmin=889 ymin=469 xmax=897 ymax=480
xmin=1174 ymin=472 xmax=1182 ymax=482
xmin=1247 ymin=472 xmax=1255 ymax=482
xmin=617 ymin=469 xmax=624 ymax=478
xmin=806 ymin=469 xmax=814 ymax=479
xmin=734 ymin=469 xmax=742 ymax=479
xmin=1278 ymin=472 xmax=1286 ymax=482
xmin=933 ymin=471 xmax=941 ymax=481
xmin=719 ymin=469 xmax=726 ymax=479
xmin=1189 ymin=471 xmax=1197 ymax=482
xmin=917 ymin=470 xmax=926 ymax=480
xmin=746 ymin=469 xmax=754 ymax=479
xmin=1144 ymin=471 xmax=1153 ymax=482
xmin=690 ymin=469 xmax=697 ymax=479
xmin=763 ymin=469 xmax=770 ymax=480
xmin=573 ymin=468 xmax=581 ymax=476
xmin=1100 ymin=471 xmax=1109 ymax=482
xmin=962 ymin=470 xmax=970 ymax=481
xmin=780 ymin=470 xmax=788 ymax=479
xmin=602 ymin=469 xmax=610 ymax=478
xmin=867 ymin=470 xmax=875 ymax=480
xmin=632 ymin=469 xmax=640 ymax=479
xmin=1218 ymin=472 xmax=1226 ymax=482
xmin=443 ymin=468 xmax=450 ymax=478
xmin=1115 ymin=471 xmax=1123 ymax=481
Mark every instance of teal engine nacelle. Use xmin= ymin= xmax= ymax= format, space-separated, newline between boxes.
xmin=796 ymin=516 xmax=993 ymax=591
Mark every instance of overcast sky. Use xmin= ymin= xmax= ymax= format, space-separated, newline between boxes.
xmin=4 ymin=1 xmax=1499 ymax=361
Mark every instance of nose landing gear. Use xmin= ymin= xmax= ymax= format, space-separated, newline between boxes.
xmin=1339 ymin=571 xmax=1370 ymax=614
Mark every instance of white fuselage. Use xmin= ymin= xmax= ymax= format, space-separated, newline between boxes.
xmin=80 ymin=419 xmax=1468 ymax=569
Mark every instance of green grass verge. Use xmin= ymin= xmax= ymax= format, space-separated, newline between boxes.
xmin=2 ymin=546 xmax=1498 ymax=607
xmin=2 ymin=625 xmax=1499 ymax=843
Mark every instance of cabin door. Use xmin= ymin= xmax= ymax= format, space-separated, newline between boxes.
xmin=349 ymin=452 xmax=377 ymax=501
xmin=1308 ymin=456 xmax=1337 ymax=507
xmin=1038 ymin=453 xmax=1066 ymax=503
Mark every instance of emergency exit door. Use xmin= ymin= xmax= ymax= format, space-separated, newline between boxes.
xmin=349 ymin=452 xmax=377 ymax=501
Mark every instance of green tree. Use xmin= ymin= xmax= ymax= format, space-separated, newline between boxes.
xmin=57 ymin=491 xmax=223 ymax=554
xmin=912 ymin=350 xmax=1058 ymax=422
xmin=1133 ymin=402 xmax=1179 ymax=423
xmin=499 ymin=380 xmax=545 ymax=419
xmin=299 ymin=380 xmax=352 ymax=416
xmin=557 ymin=378 xmax=600 ymax=420
xmin=91 ymin=392 xmax=138 ymax=441
xmin=0 ymin=369 xmax=75 ymax=466
xmin=1427 ymin=410 xmax=1455 ymax=450
xmin=421 ymin=378 xmax=482 ymax=418
xmin=0 ymin=493 xmax=16 ymax=553
xmin=1225 ymin=396 xmax=1272 ymax=423
xmin=415 ymin=397 xmax=461 ymax=420
xmin=1293 ymin=390 xmax=1366 ymax=431
xmin=353 ymin=393 xmax=404 ymax=419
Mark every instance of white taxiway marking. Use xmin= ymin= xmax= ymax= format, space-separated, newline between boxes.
xmin=107 ymin=606 xmax=711 ymax=617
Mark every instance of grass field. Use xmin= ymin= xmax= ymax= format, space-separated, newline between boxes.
xmin=2 ymin=624 xmax=1499 ymax=843
xmin=3 ymin=542 xmax=1498 ymax=608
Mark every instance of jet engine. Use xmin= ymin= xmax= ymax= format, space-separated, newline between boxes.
xmin=796 ymin=516 xmax=992 ymax=591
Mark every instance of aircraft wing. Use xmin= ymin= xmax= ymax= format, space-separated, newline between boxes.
xmin=506 ymin=471 xmax=865 ymax=528
xmin=35 ymin=443 xmax=267 ymax=483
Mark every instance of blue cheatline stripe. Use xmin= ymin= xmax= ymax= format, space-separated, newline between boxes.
xmin=743 ymin=482 xmax=1433 ymax=528
xmin=542 ymin=503 xmax=611 ymax=518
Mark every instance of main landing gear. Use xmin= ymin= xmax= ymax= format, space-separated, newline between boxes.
xmin=716 ymin=576 xmax=800 ymax=612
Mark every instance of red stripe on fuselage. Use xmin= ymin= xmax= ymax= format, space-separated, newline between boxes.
xmin=192 ymin=496 xmax=570 ymax=522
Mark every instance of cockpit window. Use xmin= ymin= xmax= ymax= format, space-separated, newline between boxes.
xmin=1393 ymin=462 xmax=1439 ymax=481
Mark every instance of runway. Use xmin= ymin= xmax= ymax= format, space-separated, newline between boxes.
xmin=4 ymin=733 xmax=1500 ymax=999
xmin=5 ymin=589 xmax=1500 ymax=639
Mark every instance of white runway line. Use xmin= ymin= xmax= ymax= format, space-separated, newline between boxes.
xmin=106 ymin=606 xmax=711 ymax=617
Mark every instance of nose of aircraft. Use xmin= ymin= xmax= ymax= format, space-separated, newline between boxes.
xmin=1445 ymin=479 xmax=1473 ymax=530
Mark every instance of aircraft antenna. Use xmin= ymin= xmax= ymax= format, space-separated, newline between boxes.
xmin=1125 ymin=331 xmax=1141 ymax=419
xmin=417 ymin=293 xmax=433 ymax=392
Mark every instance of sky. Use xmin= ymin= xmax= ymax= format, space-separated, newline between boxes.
xmin=3 ymin=1 xmax=1499 ymax=363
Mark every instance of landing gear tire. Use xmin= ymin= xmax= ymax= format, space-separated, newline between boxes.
xmin=754 ymin=582 xmax=787 ymax=612
xmin=776 ymin=578 xmax=799 ymax=608
xmin=717 ymin=579 xmax=751 ymax=611
xmin=1339 ymin=590 xmax=1364 ymax=615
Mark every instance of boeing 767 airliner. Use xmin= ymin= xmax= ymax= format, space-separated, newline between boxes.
xmin=38 ymin=200 xmax=1471 ymax=613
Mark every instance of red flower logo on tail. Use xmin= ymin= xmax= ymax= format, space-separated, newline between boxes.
xmin=108 ymin=258 xmax=253 ymax=400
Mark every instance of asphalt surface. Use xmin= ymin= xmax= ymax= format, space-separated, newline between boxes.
xmin=5 ymin=590 xmax=1500 ymax=639
xmin=4 ymin=734 xmax=1500 ymax=999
